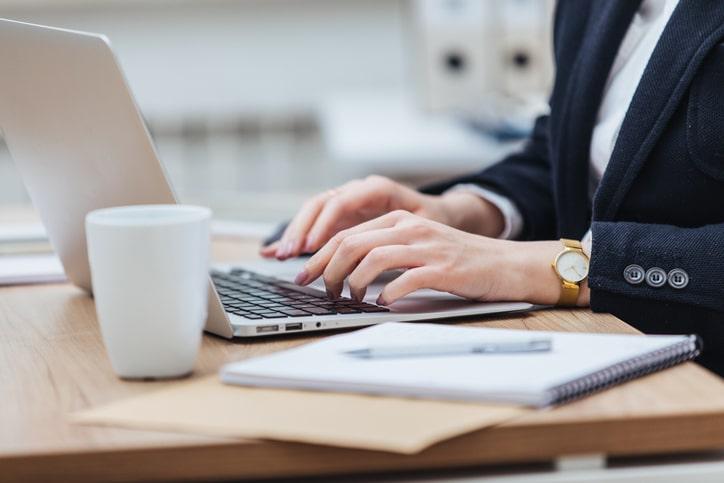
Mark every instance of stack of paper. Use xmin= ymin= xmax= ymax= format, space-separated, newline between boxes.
xmin=0 ymin=222 xmax=65 ymax=285
xmin=0 ymin=253 xmax=66 ymax=285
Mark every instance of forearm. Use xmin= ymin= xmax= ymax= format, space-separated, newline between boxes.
xmin=419 ymin=116 xmax=557 ymax=241
xmin=433 ymin=191 xmax=505 ymax=238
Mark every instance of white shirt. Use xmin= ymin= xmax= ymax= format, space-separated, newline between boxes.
xmin=452 ymin=0 xmax=679 ymax=250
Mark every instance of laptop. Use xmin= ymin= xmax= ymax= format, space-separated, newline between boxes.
xmin=0 ymin=18 xmax=533 ymax=338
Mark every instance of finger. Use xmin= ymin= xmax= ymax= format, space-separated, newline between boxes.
xmin=304 ymin=181 xmax=376 ymax=253
xmin=347 ymin=245 xmax=424 ymax=302
xmin=296 ymin=210 xmax=410 ymax=285
xmin=321 ymin=229 xmax=412 ymax=299
xmin=260 ymin=241 xmax=280 ymax=258
xmin=276 ymin=192 xmax=329 ymax=260
xmin=377 ymin=267 xmax=437 ymax=305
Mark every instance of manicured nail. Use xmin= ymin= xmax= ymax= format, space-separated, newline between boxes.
xmin=289 ymin=239 xmax=299 ymax=256
xmin=277 ymin=241 xmax=292 ymax=259
xmin=275 ymin=243 xmax=286 ymax=259
xmin=376 ymin=295 xmax=387 ymax=306
xmin=303 ymin=235 xmax=316 ymax=253
xmin=294 ymin=270 xmax=309 ymax=286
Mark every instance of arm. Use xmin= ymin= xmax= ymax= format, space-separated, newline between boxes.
xmin=264 ymin=114 xmax=555 ymax=259
xmin=421 ymin=115 xmax=557 ymax=241
xmin=443 ymin=184 xmax=525 ymax=240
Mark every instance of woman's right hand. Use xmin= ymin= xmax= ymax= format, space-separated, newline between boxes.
xmin=260 ymin=175 xmax=505 ymax=260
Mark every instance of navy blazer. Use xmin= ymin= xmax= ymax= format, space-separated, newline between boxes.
xmin=424 ymin=0 xmax=724 ymax=374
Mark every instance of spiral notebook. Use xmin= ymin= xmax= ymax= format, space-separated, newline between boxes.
xmin=221 ymin=322 xmax=701 ymax=407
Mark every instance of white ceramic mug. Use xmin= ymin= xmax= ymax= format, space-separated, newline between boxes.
xmin=86 ymin=204 xmax=211 ymax=379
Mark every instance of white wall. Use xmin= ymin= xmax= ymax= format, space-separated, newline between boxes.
xmin=0 ymin=0 xmax=410 ymax=125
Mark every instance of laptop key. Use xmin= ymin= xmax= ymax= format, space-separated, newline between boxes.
xmin=359 ymin=306 xmax=390 ymax=313
xmin=279 ymin=309 xmax=312 ymax=317
xmin=335 ymin=307 xmax=362 ymax=314
xmin=288 ymin=303 xmax=317 ymax=309
xmin=303 ymin=307 xmax=336 ymax=315
xmin=315 ymin=301 xmax=337 ymax=308
xmin=230 ymin=309 xmax=251 ymax=315
xmin=225 ymin=302 xmax=248 ymax=309
xmin=255 ymin=300 xmax=281 ymax=307
xmin=265 ymin=295 xmax=288 ymax=301
xmin=237 ymin=296 xmax=266 ymax=303
xmin=348 ymin=303 xmax=383 ymax=310
xmin=233 ymin=312 xmax=263 ymax=320
xmin=256 ymin=312 xmax=288 ymax=319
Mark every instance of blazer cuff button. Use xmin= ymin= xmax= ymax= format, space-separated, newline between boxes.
xmin=645 ymin=267 xmax=667 ymax=288
xmin=623 ymin=264 xmax=645 ymax=285
xmin=667 ymin=268 xmax=689 ymax=289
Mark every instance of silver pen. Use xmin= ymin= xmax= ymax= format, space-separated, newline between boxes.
xmin=344 ymin=338 xmax=553 ymax=359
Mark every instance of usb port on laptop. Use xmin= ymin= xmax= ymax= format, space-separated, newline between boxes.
xmin=256 ymin=324 xmax=279 ymax=334
xmin=285 ymin=323 xmax=303 ymax=332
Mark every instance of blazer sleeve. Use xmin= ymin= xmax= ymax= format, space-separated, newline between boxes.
xmin=589 ymin=221 xmax=724 ymax=314
xmin=419 ymin=114 xmax=557 ymax=241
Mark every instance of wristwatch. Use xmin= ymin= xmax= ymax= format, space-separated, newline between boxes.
xmin=551 ymin=238 xmax=590 ymax=306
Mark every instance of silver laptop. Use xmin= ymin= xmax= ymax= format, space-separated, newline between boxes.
xmin=0 ymin=18 xmax=532 ymax=338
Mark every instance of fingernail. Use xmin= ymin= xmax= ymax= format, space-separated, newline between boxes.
xmin=277 ymin=241 xmax=292 ymax=259
xmin=304 ymin=235 xmax=317 ymax=253
xmin=376 ymin=295 xmax=387 ymax=306
xmin=288 ymin=239 xmax=299 ymax=256
xmin=294 ymin=270 xmax=309 ymax=286
xmin=275 ymin=244 xmax=286 ymax=259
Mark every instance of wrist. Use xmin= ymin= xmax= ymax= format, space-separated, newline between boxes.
xmin=492 ymin=240 xmax=592 ymax=307
xmin=510 ymin=240 xmax=563 ymax=305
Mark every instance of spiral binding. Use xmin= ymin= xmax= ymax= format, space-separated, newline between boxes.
xmin=545 ymin=335 xmax=702 ymax=406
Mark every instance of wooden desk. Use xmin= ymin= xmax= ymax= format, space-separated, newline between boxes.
xmin=4 ymin=238 xmax=724 ymax=483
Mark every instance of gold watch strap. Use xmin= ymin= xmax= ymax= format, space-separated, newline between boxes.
xmin=555 ymin=238 xmax=584 ymax=307
xmin=561 ymin=238 xmax=582 ymax=250
xmin=558 ymin=280 xmax=580 ymax=306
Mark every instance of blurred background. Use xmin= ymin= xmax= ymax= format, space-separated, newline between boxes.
xmin=0 ymin=0 xmax=554 ymax=225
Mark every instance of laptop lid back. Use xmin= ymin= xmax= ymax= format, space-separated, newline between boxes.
xmin=0 ymin=18 xmax=233 ymax=338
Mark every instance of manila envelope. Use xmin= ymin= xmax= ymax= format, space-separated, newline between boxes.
xmin=73 ymin=376 xmax=528 ymax=454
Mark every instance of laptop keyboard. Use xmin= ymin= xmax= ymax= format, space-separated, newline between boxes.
xmin=211 ymin=269 xmax=389 ymax=320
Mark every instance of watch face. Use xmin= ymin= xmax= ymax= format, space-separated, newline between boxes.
xmin=555 ymin=250 xmax=589 ymax=283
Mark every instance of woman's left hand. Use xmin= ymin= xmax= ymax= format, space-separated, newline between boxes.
xmin=294 ymin=210 xmax=589 ymax=306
